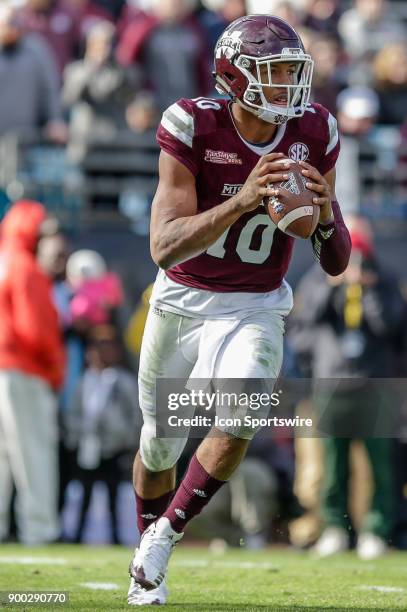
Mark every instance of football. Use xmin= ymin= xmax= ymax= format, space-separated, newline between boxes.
xmin=265 ymin=161 xmax=320 ymax=239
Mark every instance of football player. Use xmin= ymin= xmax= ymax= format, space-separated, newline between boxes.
xmin=128 ymin=14 xmax=351 ymax=605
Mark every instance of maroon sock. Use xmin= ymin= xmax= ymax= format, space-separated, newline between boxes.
xmin=163 ymin=454 xmax=225 ymax=533
xmin=135 ymin=490 xmax=174 ymax=536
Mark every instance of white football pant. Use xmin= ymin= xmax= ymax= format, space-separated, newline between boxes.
xmin=139 ymin=307 xmax=285 ymax=472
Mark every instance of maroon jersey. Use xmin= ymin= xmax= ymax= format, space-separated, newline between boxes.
xmin=156 ymin=97 xmax=340 ymax=292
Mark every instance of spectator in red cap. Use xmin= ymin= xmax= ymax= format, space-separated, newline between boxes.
xmin=0 ymin=200 xmax=65 ymax=545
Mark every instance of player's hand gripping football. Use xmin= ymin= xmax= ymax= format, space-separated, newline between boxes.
xmin=299 ymin=160 xmax=334 ymax=224
xmin=236 ymin=152 xmax=293 ymax=212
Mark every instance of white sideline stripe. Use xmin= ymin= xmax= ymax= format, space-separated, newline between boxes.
xmin=277 ymin=205 xmax=314 ymax=232
xmin=0 ymin=556 xmax=67 ymax=565
xmin=217 ymin=561 xmax=278 ymax=570
xmin=172 ymin=559 xmax=278 ymax=570
xmin=173 ymin=559 xmax=208 ymax=567
xmin=161 ymin=115 xmax=192 ymax=148
xmin=80 ymin=582 xmax=119 ymax=591
xmin=358 ymin=585 xmax=405 ymax=593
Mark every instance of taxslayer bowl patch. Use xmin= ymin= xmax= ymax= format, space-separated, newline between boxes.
xmin=205 ymin=149 xmax=242 ymax=165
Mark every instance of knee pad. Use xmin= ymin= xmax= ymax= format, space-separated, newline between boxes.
xmin=139 ymin=424 xmax=188 ymax=472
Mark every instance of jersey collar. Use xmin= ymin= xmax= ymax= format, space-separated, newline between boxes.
xmin=228 ymin=102 xmax=288 ymax=156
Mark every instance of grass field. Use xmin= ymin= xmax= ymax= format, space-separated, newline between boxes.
xmin=0 ymin=544 xmax=406 ymax=610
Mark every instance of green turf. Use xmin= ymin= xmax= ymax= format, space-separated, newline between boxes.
xmin=0 ymin=544 xmax=406 ymax=610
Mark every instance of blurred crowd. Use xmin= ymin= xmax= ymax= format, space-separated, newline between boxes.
xmin=0 ymin=0 xmax=406 ymax=147
xmin=0 ymin=199 xmax=406 ymax=556
xmin=0 ymin=0 xmax=404 ymax=221
xmin=0 ymin=199 xmax=142 ymax=545
xmin=0 ymin=0 xmax=406 ymax=558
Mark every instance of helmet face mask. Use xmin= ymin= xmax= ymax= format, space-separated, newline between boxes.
xmin=236 ymin=51 xmax=314 ymax=124
xmin=214 ymin=15 xmax=314 ymax=125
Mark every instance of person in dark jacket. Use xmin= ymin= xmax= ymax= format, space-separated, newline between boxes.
xmin=288 ymin=216 xmax=405 ymax=559
xmin=64 ymin=324 xmax=141 ymax=543
xmin=116 ymin=0 xmax=212 ymax=112
xmin=0 ymin=4 xmax=67 ymax=142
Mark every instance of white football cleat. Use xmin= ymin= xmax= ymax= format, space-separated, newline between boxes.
xmin=127 ymin=577 xmax=168 ymax=605
xmin=313 ymin=527 xmax=349 ymax=557
xmin=357 ymin=533 xmax=387 ymax=560
xmin=129 ymin=517 xmax=183 ymax=591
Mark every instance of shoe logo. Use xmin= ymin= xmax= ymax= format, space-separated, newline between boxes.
xmin=174 ymin=508 xmax=186 ymax=519
xmin=193 ymin=489 xmax=207 ymax=498
xmin=141 ymin=513 xmax=157 ymax=519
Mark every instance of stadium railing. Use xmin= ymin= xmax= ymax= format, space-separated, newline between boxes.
xmin=0 ymin=127 xmax=405 ymax=231
xmin=0 ymin=129 xmax=160 ymax=232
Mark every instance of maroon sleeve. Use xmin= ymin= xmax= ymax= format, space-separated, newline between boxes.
xmin=156 ymin=99 xmax=199 ymax=176
xmin=311 ymin=200 xmax=351 ymax=276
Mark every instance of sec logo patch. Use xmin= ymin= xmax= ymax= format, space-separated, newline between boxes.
xmin=288 ymin=142 xmax=309 ymax=162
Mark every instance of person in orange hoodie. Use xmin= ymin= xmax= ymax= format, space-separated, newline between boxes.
xmin=0 ymin=200 xmax=65 ymax=545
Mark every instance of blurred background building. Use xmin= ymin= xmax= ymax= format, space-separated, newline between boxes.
xmin=0 ymin=0 xmax=406 ymax=553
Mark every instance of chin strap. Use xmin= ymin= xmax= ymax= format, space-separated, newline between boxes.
xmin=257 ymin=107 xmax=289 ymax=125
xmin=234 ymin=98 xmax=289 ymax=125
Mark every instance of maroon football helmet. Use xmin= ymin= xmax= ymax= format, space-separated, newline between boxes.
xmin=214 ymin=15 xmax=314 ymax=125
